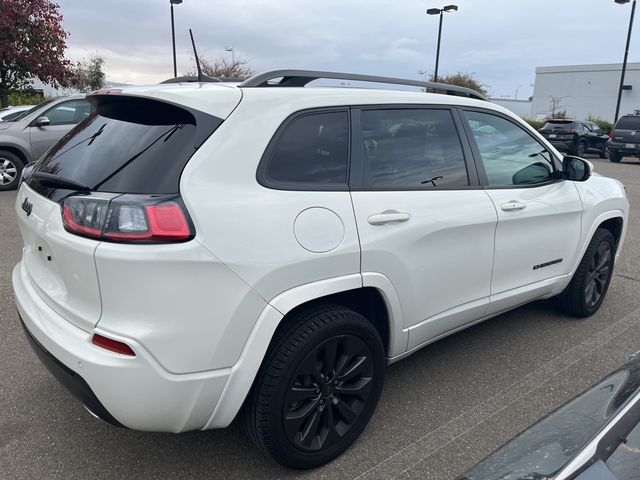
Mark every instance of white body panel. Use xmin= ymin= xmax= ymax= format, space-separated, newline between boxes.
xmin=12 ymin=82 xmax=630 ymax=432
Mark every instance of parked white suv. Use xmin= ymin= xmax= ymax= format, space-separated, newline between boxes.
xmin=13 ymin=70 xmax=629 ymax=469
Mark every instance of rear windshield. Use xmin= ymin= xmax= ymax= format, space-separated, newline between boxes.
xmin=541 ymin=121 xmax=576 ymax=130
xmin=615 ymin=115 xmax=640 ymax=130
xmin=28 ymin=96 xmax=222 ymax=200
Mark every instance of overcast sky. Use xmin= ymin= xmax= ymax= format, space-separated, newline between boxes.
xmin=57 ymin=0 xmax=637 ymax=98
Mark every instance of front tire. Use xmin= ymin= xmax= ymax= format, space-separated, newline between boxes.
xmin=0 ymin=150 xmax=23 ymax=191
xmin=243 ymin=304 xmax=385 ymax=469
xmin=555 ymin=228 xmax=615 ymax=317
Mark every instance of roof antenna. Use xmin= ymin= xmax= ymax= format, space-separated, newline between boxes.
xmin=189 ymin=29 xmax=203 ymax=82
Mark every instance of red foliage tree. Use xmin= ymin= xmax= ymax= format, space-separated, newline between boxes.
xmin=0 ymin=0 xmax=73 ymax=107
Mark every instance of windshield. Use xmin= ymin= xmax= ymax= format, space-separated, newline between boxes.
xmin=541 ymin=121 xmax=576 ymax=130
xmin=5 ymin=99 xmax=55 ymax=122
xmin=615 ymin=116 xmax=640 ymax=130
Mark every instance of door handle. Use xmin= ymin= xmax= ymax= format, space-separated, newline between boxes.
xmin=367 ymin=211 xmax=411 ymax=225
xmin=501 ymin=201 xmax=527 ymax=212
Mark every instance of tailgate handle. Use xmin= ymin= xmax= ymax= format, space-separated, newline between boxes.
xmin=501 ymin=201 xmax=527 ymax=212
xmin=367 ymin=211 xmax=411 ymax=225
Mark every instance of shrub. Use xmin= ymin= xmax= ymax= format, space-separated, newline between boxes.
xmin=8 ymin=91 xmax=47 ymax=106
xmin=586 ymin=114 xmax=613 ymax=132
xmin=523 ymin=118 xmax=546 ymax=131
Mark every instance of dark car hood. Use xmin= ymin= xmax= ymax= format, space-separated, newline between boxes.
xmin=459 ymin=352 xmax=640 ymax=480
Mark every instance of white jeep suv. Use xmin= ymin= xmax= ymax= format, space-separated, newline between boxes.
xmin=13 ymin=70 xmax=629 ymax=469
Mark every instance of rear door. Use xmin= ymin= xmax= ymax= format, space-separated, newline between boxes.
xmin=350 ymin=106 xmax=497 ymax=350
xmin=460 ymin=109 xmax=582 ymax=313
xmin=29 ymin=99 xmax=93 ymax=161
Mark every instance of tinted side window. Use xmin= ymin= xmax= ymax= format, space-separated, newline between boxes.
xmin=44 ymin=100 xmax=93 ymax=126
xmin=360 ymin=109 xmax=468 ymax=188
xmin=464 ymin=111 xmax=556 ymax=187
xmin=264 ymin=111 xmax=349 ymax=186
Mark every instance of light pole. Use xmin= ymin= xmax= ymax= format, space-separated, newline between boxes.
xmin=170 ymin=0 xmax=183 ymax=78
xmin=515 ymin=84 xmax=523 ymax=100
xmin=426 ymin=5 xmax=458 ymax=83
xmin=614 ymin=0 xmax=636 ymax=122
xmin=225 ymin=46 xmax=235 ymax=64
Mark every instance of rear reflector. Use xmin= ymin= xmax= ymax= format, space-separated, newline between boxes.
xmin=91 ymin=334 xmax=136 ymax=356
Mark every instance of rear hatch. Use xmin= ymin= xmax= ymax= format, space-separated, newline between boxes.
xmin=16 ymin=90 xmax=235 ymax=331
xmin=611 ymin=115 xmax=640 ymax=145
xmin=539 ymin=120 xmax=577 ymax=141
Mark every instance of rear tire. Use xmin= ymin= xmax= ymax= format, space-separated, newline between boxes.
xmin=0 ymin=150 xmax=23 ymax=191
xmin=243 ymin=304 xmax=385 ymax=469
xmin=555 ymin=228 xmax=615 ymax=317
xmin=574 ymin=141 xmax=586 ymax=157
xmin=609 ymin=149 xmax=622 ymax=163
xmin=600 ymin=146 xmax=609 ymax=159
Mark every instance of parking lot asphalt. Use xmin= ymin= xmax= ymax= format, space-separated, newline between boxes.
xmin=1 ymin=155 xmax=639 ymax=480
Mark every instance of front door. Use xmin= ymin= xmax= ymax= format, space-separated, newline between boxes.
xmin=350 ymin=107 xmax=498 ymax=351
xmin=461 ymin=109 xmax=583 ymax=314
xmin=29 ymin=99 xmax=92 ymax=161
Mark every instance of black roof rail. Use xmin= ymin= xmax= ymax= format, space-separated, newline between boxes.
xmin=239 ymin=69 xmax=486 ymax=101
xmin=159 ymin=75 xmax=244 ymax=84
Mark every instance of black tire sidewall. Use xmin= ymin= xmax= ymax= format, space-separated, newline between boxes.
xmin=0 ymin=150 xmax=24 ymax=191
xmin=609 ymin=149 xmax=622 ymax=162
xmin=576 ymin=142 xmax=586 ymax=157
xmin=257 ymin=308 xmax=385 ymax=469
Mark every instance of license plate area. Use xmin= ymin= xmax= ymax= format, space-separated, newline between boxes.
xmin=626 ymin=143 xmax=636 ymax=149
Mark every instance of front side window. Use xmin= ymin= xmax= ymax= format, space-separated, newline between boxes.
xmin=263 ymin=111 xmax=349 ymax=187
xmin=360 ymin=108 xmax=468 ymax=188
xmin=43 ymin=100 xmax=93 ymax=126
xmin=464 ymin=111 xmax=556 ymax=187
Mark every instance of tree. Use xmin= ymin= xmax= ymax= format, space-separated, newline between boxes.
xmin=72 ymin=54 xmax=106 ymax=93
xmin=0 ymin=0 xmax=73 ymax=107
xmin=185 ymin=55 xmax=254 ymax=80
xmin=548 ymin=95 xmax=568 ymax=119
xmin=429 ymin=72 xmax=489 ymax=97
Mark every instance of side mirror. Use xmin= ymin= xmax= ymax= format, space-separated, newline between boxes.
xmin=35 ymin=116 xmax=50 ymax=127
xmin=563 ymin=156 xmax=592 ymax=182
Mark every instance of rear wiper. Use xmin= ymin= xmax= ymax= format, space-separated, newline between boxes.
xmin=31 ymin=172 xmax=91 ymax=191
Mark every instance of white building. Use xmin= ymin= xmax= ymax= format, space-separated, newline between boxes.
xmin=531 ymin=62 xmax=640 ymax=122
xmin=490 ymin=98 xmax=533 ymax=119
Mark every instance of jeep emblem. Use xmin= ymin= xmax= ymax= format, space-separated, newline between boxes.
xmin=21 ymin=197 xmax=33 ymax=217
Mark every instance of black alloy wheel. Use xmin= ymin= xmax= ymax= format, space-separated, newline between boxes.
xmin=555 ymin=228 xmax=615 ymax=317
xmin=283 ymin=334 xmax=374 ymax=452
xmin=576 ymin=142 xmax=586 ymax=157
xmin=244 ymin=304 xmax=385 ymax=469
xmin=584 ymin=241 xmax=612 ymax=310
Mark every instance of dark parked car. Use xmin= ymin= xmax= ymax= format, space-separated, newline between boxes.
xmin=460 ymin=352 xmax=640 ymax=480
xmin=608 ymin=114 xmax=640 ymax=163
xmin=539 ymin=120 xmax=609 ymax=158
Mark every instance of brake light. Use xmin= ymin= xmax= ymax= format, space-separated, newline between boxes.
xmin=609 ymin=130 xmax=615 ymax=139
xmin=92 ymin=333 xmax=136 ymax=356
xmin=62 ymin=194 xmax=194 ymax=243
xmin=565 ymin=129 xmax=576 ymax=134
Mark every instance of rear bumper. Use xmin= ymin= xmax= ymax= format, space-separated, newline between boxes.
xmin=13 ymin=260 xmax=231 ymax=433
xmin=608 ymin=141 xmax=640 ymax=156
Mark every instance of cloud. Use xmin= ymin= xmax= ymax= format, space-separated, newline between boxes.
xmin=57 ymin=0 xmax=638 ymax=97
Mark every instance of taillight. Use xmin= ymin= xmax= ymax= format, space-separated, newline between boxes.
xmin=565 ymin=129 xmax=576 ymax=134
xmin=609 ymin=130 xmax=615 ymax=139
xmin=62 ymin=194 xmax=194 ymax=243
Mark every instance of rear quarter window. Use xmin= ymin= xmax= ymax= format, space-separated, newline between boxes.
xmin=258 ymin=109 xmax=349 ymax=190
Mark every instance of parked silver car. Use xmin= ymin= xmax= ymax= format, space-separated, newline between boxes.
xmin=0 ymin=95 xmax=92 ymax=191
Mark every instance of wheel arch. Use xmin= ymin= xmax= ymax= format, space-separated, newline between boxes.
xmin=572 ymin=210 xmax=626 ymax=275
xmin=204 ymin=273 xmax=405 ymax=429
xmin=0 ymin=144 xmax=30 ymax=165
